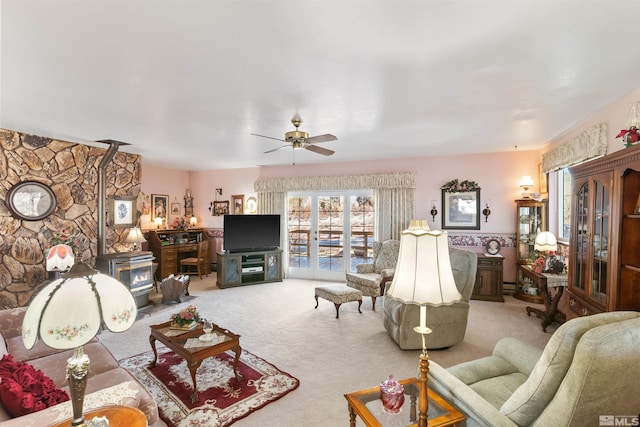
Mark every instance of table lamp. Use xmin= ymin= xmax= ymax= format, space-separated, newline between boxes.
xmin=22 ymin=261 xmax=138 ymax=427
xmin=154 ymin=217 xmax=163 ymax=229
xmin=386 ymin=225 xmax=461 ymax=427
xmin=520 ymin=175 xmax=535 ymax=198
xmin=125 ymin=227 xmax=146 ymax=251
xmin=190 ymin=216 xmax=197 ymax=228
xmin=534 ymin=231 xmax=558 ymax=272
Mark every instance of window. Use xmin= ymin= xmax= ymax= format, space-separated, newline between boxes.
xmin=557 ymin=168 xmax=571 ymax=241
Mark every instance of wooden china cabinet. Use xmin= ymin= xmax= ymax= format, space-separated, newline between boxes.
xmin=514 ymin=199 xmax=548 ymax=303
xmin=515 ymin=199 xmax=548 ymax=265
xmin=567 ymin=144 xmax=640 ymax=317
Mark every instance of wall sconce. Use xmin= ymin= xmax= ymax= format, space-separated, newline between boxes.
xmin=520 ymin=176 xmax=534 ymax=198
xmin=430 ymin=200 xmax=438 ymax=221
xmin=482 ymin=200 xmax=491 ymax=222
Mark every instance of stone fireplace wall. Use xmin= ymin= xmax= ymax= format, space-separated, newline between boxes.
xmin=0 ymin=128 xmax=142 ymax=308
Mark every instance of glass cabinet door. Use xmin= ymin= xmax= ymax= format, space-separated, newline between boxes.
xmin=570 ymin=173 xmax=611 ymax=308
xmin=572 ymin=179 xmax=588 ymax=293
xmin=515 ymin=199 xmax=548 ymax=264
xmin=591 ymin=175 xmax=610 ymax=305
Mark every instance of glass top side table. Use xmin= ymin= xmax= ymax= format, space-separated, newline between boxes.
xmin=344 ymin=377 xmax=466 ymax=427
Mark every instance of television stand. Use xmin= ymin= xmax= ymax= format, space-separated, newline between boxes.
xmin=216 ymin=249 xmax=282 ymax=288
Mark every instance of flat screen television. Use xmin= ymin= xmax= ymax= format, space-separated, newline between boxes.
xmin=223 ymin=214 xmax=281 ymax=253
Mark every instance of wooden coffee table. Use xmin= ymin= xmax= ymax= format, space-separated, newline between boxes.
xmin=345 ymin=377 xmax=465 ymax=427
xmin=149 ymin=320 xmax=242 ymax=403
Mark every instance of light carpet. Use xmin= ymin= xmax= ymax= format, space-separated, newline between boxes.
xmin=99 ymin=274 xmax=555 ymax=426
xmin=119 ymin=346 xmax=299 ymax=427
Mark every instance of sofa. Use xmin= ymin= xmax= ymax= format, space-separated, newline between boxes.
xmin=427 ymin=311 xmax=640 ymax=427
xmin=346 ymin=240 xmax=400 ymax=310
xmin=0 ymin=307 xmax=163 ymax=427
xmin=383 ymin=247 xmax=477 ymax=349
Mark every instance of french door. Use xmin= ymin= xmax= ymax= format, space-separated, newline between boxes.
xmin=287 ymin=191 xmax=374 ymax=281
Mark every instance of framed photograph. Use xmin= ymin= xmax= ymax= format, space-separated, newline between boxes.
xmin=486 ymin=238 xmax=501 ymax=255
xmin=171 ymin=202 xmax=181 ymax=215
xmin=232 ymin=194 xmax=245 ymax=215
xmin=108 ymin=195 xmax=136 ymax=228
xmin=246 ymin=196 xmax=257 ymax=214
xmin=213 ymin=200 xmax=229 ymax=216
xmin=151 ymin=194 xmax=169 ymax=220
xmin=442 ymin=189 xmax=480 ymax=230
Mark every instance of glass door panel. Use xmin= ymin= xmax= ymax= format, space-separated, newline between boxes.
xmin=287 ymin=191 xmax=374 ymax=280
xmin=591 ymin=178 xmax=609 ymax=303
xmin=573 ymin=181 xmax=588 ymax=293
xmin=317 ymin=195 xmax=345 ymax=274
xmin=349 ymin=195 xmax=374 ymax=271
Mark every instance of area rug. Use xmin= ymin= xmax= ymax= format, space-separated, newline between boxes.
xmin=119 ymin=346 xmax=299 ymax=426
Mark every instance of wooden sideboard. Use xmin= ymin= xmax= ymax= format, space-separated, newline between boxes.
xmin=147 ymin=229 xmax=209 ymax=281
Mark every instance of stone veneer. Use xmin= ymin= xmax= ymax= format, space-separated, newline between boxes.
xmin=0 ymin=129 xmax=142 ymax=308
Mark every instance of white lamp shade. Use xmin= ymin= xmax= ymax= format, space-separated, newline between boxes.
xmin=520 ymin=176 xmax=534 ymax=188
xmin=386 ymin=229 xmax=461 ymax=306
xmin=46 ymin=244 xmax=75 ymax=271
xmin=22 ymin=263 xmax=137 ymax=350
xmin=534 ymin=231 xmax=557 ymax=252
xmin=125 ymin=227 xmax=147 ymax=244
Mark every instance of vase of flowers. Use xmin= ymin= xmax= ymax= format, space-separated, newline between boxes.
xmin=171 ymin=305 xmax=200 ymax=330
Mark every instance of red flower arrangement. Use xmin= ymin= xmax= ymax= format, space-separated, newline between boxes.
xmin=616 ymin=126 xmax=639 ymax=147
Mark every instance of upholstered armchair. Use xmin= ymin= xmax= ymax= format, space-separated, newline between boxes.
xmin=383 ymin=247 xmax=477 ymax=349
xmin=346 ymin=240 xmax=400 ymax=310
xmin=427 ymin=311 xmax=640 ymax=427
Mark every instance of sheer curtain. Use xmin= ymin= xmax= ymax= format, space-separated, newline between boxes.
xmin=254 ymin=172 xmax=416 ymax=274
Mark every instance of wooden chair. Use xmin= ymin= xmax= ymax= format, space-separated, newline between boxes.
xmin=179 ymin=240 xmax=209 ymax=280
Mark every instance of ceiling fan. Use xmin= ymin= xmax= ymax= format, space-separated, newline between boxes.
xmin=252 ymin=116 xmax=337 ymax=156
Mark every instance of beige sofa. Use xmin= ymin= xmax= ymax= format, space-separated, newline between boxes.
xmin=383 ymin=247 xmax=477 ymax=349
xmin=427 ymin=311 xmax=640 ymax=427
xmin=0 ymin=308 xmax=163 ymax=427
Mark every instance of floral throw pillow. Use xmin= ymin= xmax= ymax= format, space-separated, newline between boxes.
xmin=0 ymin=354 xmax=69 ymax=417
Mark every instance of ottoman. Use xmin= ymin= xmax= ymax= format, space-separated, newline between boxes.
xmin=314 ymin=284 xmax=363 ymax=318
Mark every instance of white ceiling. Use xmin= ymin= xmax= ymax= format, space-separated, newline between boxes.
xmin=2 ymin=0 xmax=640 ymax=171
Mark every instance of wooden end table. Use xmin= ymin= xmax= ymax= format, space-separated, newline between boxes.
xmin=525 ymin=271 xmax=568 ymax=332
xmin=344 ymin=377 xmax=465 ymax=427
xmin=50 ymin=405 xmax=147 ymax=427
xmin=149 ymin=320 xmax=242 ymax=403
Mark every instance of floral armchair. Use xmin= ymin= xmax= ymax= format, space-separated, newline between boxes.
xmin=346 ymin=240 xmax=400 ymax=310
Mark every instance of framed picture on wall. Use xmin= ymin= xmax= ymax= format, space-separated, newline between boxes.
xmin=442 ymin=189 xmax=480 ymax=230
xmin=171 ymin=202 xmax=181 ymax=215
xmin=151 ymin=194 xmax=169 ymax=220
xmin=212 ymin=200 xmax=229 ymax=216
xmin=108 ymin=195 xmax=136 ymax=228
xmin=232 ymin=194 xmax=245 ymax=215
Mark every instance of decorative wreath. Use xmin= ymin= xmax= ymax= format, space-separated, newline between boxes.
xmin=441 ymin=179 xmax=480 ymax=192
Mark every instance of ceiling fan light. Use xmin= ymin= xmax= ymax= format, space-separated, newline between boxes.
xmin=285 ymin=130 xmax=309 ymax=141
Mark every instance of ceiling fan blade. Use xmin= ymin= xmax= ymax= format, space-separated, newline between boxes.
xmin=306 ymin=134 xmax=337 ymax=144
xmin=305 ymin=144 xmax=334 ymax=156
xmin=251 ymin=133 xmax=285 ymax=142
xmin=264 ymin=145 xmax=291 ymax=154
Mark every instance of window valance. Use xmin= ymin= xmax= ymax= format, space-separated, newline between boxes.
xmin=541 ymin=122 xmax=608 ymax=173
xmin=254 ymin=172 xmax=415 ymax=193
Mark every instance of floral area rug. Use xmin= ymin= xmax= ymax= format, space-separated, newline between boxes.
xmin=119 ymin=346 xmax=299 ymax=426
